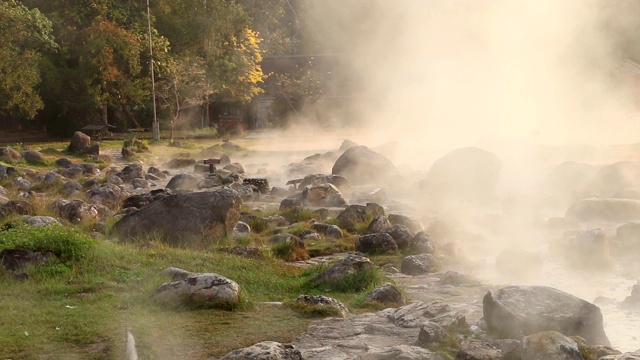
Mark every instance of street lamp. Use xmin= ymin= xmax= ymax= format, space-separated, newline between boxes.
xmin=146 ymin=0 xmax=160 ymax=140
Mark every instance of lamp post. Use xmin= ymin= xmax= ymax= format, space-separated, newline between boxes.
xmin=146 ymin=0 xmax=160 ymax=140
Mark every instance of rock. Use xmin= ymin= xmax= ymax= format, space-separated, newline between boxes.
xmin=219 ymin=341 xmax=304 ymax=360
xmin=492 ymin=339 xmax=521 ymax=359
xmin=131 ymin=178 xmax=149 ymax=189
xmin=224 ymin=162 xmax=245 ymax=174
xmin=483 ymin=285 xmax=610 ymax=345
xmin=68 ymin=131 xmax=91 ymax=153
xmin=43 ymin=171 xmax=65 ymax=185
xmin=355 ymin=233 xmax=397 ymax=254
xmin=112 ymin=189 xmax=242 ymax=248
xmin=160 ymin=267 xmax=192 ymax=281
xmin=401 ymin=254 xmax=440 ymax=275
xmin=366 ymin=215 xmax=392 ymax=234
xmin=230 ymin=184 xmax=260 ymax=202
xmin=64 ymin=181 xmax=83 ymax=196
xmin=116 ymin=163 xmax=144 ymax=182
xmin=280 ymin=196 xmax=302 ymax=211
xmin=86 ymin=184 xmax=127 ymax=210
xmin=417 ymin=322 xmax=446 ymax=345
xmin=332 ymin=145 xmax=400 ymax=185
xmin=585 ymin=345 xmax=621 ymax=358
xmin=24 ymin=216 xmax=59 ymax=227
xmin=86 ymin=143 xmax=99 ymax=155
xmin=51 ymin=199 xmax=99 ymax=223
xmin=339 ymin=139 xmax=359 ymax=153
xmin=166 ymin=173 xmax=199 ymax=191
xmin=420 ymin=147 xmax=502 ymax=206
xmin=621 ymin=283 xmax=640 ymax=309
xmin=521 ymin=331 xmax=582 ymax=360
xmin=243 ymin=178 xmax=270 ymax=194
xmin=299 ymin=174 xmax=349 ymax=191
xmin=107 ymin=175 xmax=124 ymax=185
xmin=383 ymin=224 xmax=414 ymax=249
xmin=455 ymin=339 xmax=501 ymax=360
xmin=439 ymin=271 xmax=481 ymax=286
xmin=152 ymin=273 xmax=241 ymax=307
xmin=232 ymin=221 xmax=251 ymax=237
xmin=310 ymin=223 xmax=343 ymax=239
xmin=121 ymin=147 xmax=135 ymax=158
xmin=296 ymin=295 xmax=349 ymax=318
xmin=311 ymin=253 xmax=372 ymax=284
xmin=565 ymin=198 xmax=640 ymax=222
xmin=432 ymin=311 xmax=467 ymax=328
xmin=302 ymin=183 xmax=346 ymax=207
xmin=388 ymin=213 xmax=423 ymax=233
xmin=21 ymin=150 xmax=45 ymax=165
xmin=80 ymin=163 xmax=99 ymax=176
xmin=336 ymin=203 xmax=385 ymax=232
xmin=61 ymin=165 xmax=83 ymax=178
xmin=13 ymin=177 xmax=32 ymax=191
xmin=387 ymin=301 xmax=452 ymax=328
xmin=0 ymin=248 xmax=55 ymax=272
xmin=55 ymin=157 xmax=73 ymax=168
xmin=363 ymin=282 xmax=405 ymax=307
xmin=148 ymin=167 xmax=167 ymax=179
xmin=0 ymin=200 xmax=35 ymax=220
xmin=412 ymin=231 xmax=436 ymax=254
xmin=165 ymin=158 xmax=196 ymax=169
xmin=495 ymin=248 xmax=543 ymax=279
xmin=0 ymin=147 xmax=21 ymax=162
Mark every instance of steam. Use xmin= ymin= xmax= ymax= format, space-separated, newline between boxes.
xmin=302 ymin=0 xmax=639 ymax=150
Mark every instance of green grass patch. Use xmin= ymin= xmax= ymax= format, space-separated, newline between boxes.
xmin=287 ymin=300 xmax=344 ymax=318
xmin=245 ymin=216 xmax=271 ymax=234
xmin=281 ymin=208 xmax=318 ymax=224
xmin=0 ymin=224 xmax=94 ymax=262
xmin=300 ymin=263 xmax=385 ymax=293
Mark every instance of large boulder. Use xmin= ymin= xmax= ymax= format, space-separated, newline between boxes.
xmin=363 ymin=282 xmax=405 ymax=307
xmin=67 ymin=131 xmax=91 ymax=153
xmin=0 ymin=200 xmax=35 ymax=220
xmin=299 ymin=174 xmax=349 ymax=191
xmin=311 ymin=253 xmax=373 ymax=284
xmin=383 ymin=224 xmax=414 ymax=249
xmin=331 ymin=145 xmax=399 ymax=185
xmin=483 ymin=285 xmax=610 ymax=346
xmin=152 ymin=273 xmax=240 ymax=307
xmin=112 ymin=189 xmax=242 ymax=248
xmin=296 ymin=295 xmax=349 ymax=318
xmin=220 ymin=341 xmax=304 ymax=360
xmin=122 ymin=189 xmax=173 ymax=210
xmin=401 ymin=254 xmax=440 ymax=275
xmin=420 ymin=147 xmax=502 ymax=205
xmin=51 ymin=199 xmax=99 ymax=224
xmin=116 ymin=163 xmax=144 ymax=182
xmin=565 ymin=198 xmax=640 ymax=223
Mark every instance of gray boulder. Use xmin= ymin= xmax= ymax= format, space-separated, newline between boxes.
xmin=13 ymin=177 xmax=32 ymax=191
xmin=455 ymin=339 xmax=502 ymax=360
xmin=388 ymin=213 xmax=423 ymax=233
xmin=412 ymin=231 xmax=436 ymax=254
xmin=331 ymin=145 xmax=399 ymax=185
xmin=401 ymin=254 xmax=440 ymax=275
xmin=310 ymin=223 xmax=343 ymax=239
xmin=24 ymin=216 xmax=59 ymax=227
xmin=366 ymin=215 xmax=391 ymax=234
xmin=521 ymin=331 xmax=582 ymax=360
xmin=417 ymin=322 xmax=446 ymax=346
xmin=296 ymin=295 xmax=349 ymax=318
xmin=483 ymin=285 xmax=610 ymax=345
xmin=299 ymin=174 xmax=349 ymax=191
xmin=386 ymin=301 xmax=452 ymax=328
xmin=55 ymin=157 xmax=73 ymax=168
xmin=355 ymin=233 xmax=397 ymax=254
xmin=383 ymin=224 xmax=414 ymax=249
xmin=166 ymin=173 xmax=199 ymax=191
xmin=311 ymin=253 xmax=372 ymax=284
xmin=51 ymin=199 xmax=99 ymax=224
xmin=122 ymin=189 xmax=173 ymax=210
xmin=152 ymin=273 xmax=240 ymax=307
xmin=224 ymin=162 xmax=245 ymax=174
xmin=112 ymin=189 xmax=242 ymax=248
xmin=116 ymin=163 xmax=144 ymax=182
xmin=0 ymin=200 xmax=35 ymax=220
xmin=220 ymin=341 xmax=304 ymax=360
xmin=363 ymin=282 xmax=405 ymax=307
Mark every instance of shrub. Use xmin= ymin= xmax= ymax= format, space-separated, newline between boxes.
xmin=246 ymin=217 xmax=270 ymax=234
xmin=0 ymin=224 xmax=94 ymax=262
xmin=300 ymin=264 xmax=384 ymax=293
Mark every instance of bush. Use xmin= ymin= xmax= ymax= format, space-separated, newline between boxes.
xmin=0 ymin=224 xmax=94 ymax=262
xmin=246 ymin=217 xmax=270 ymax=234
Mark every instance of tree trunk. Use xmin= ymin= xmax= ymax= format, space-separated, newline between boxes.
xmin=102 ymin=104 xmax=108 ymax=124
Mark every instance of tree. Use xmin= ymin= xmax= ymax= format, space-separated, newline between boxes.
xmin=0 ymin=0 xmax=56 ymax=127
xmin=153 ymin=0 xmax=265 ymax=109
